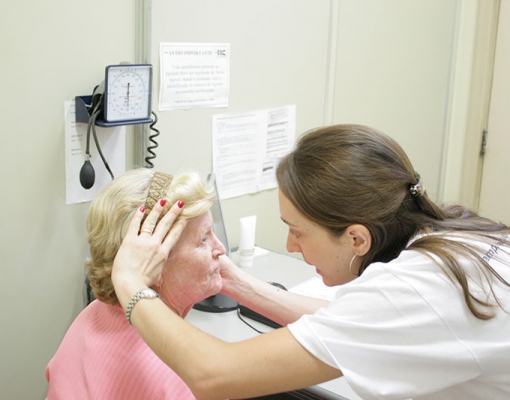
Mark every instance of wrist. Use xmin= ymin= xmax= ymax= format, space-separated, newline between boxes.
xmin=113 ymin=273 xmax=150 ymax=310
xmin=221 ymin=268 xmax=252 ymax=300
xmin=125 ymin=288 xmax=160 ymax=324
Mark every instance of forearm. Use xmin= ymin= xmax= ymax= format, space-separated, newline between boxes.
xmin=221 ymin=267 xmax=328 ymax=326
xmin=129 ymin=295 xmax=341 ymax=400
xmin=113 ymin=276 xmax=227 ymax=398
xmin=130 ymin=298 xmax=230 ymax=399
xmin=115 ymin=276 xmax=340 ymax=399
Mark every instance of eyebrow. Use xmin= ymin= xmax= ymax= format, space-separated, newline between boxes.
xmin=280 ymin=217 xmax=297 ymax=227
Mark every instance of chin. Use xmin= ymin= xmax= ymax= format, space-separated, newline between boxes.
xmin=205 ymin=279 xmax=223 ymax=298
xmin=213 ymin=279 xmax=223 ymax=294
xmin=321 ymin=275 xmax=346 ymax=287
xmin=321 ymin=277 xmax=335 ymax=287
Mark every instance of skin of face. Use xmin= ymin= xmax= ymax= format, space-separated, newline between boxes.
xmin=157 ymin=211 xmax=226 ymax=316
xmin=278 ymin=189 xmax=359 ymax=286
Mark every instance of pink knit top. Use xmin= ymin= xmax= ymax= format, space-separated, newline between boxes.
xmin=46 ymin=300 xmax=196 ymax=399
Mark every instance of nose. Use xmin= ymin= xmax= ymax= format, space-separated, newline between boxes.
xmin=286 ymin=233 xmax=300 ymax=253
xmin=212 ymin=233 xmax=226 ymax=257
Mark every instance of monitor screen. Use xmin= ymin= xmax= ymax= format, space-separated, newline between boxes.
xmin=207 ymin=173 xmax=230 ymax=256
xmin=192 ymin=173 xmax=238 ymax=312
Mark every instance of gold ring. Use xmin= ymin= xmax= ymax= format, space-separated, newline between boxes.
xmin=141 ymin=228 xmax=153 ymax=236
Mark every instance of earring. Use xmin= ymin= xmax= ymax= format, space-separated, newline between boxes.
xmin=349 ymin=254 xmax=359 ymax=276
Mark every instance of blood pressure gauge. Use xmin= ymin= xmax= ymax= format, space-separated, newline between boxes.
xmin=103 ymin=63 xmax=152 ymax=123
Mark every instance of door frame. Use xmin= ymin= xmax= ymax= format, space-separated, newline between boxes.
xmin=442 ymin=0 xmax=500 ymax=210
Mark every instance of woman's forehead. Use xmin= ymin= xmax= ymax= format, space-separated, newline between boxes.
xmin=182 ymin=212 xmax=213 ymax=237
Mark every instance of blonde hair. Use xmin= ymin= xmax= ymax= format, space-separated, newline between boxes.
xmin=86 ymin=168 xmax=214 ymax=306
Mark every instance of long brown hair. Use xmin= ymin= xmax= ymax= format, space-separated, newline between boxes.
xmin=276 ymin=124 xmax=510 ymax=319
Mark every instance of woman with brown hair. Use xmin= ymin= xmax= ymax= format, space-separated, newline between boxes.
xmin=112 ymin=125 xmax=510 ymax=400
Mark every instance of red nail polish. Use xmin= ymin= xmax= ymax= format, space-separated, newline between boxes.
xmin=177 ymin=200 xmax=184 ymax=208
xmin=140 ymin=206 xmax=146 ymax=213
xmin=160 ymin=199 xmax=167 ymax=207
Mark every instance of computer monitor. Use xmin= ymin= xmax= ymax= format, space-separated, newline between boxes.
xmin=207 ymin=173 xmax=230 ymax=256
xmin=192 ymin=173 xmax=238 ymax=312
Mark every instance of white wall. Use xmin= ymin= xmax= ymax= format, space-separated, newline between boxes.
xmin=147 ymin=0 xmax=461 ymax=255
xmin=331 ymin=0 xmax=458 ymax=201
xmin=148 ymin=0 xmax=332 ymax=256
xmin=0 ymin=2 xmax=136 ymax=398
xmin=0 ymin=1 xmax=484 ymax=398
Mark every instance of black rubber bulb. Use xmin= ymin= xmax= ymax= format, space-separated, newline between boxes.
xmin=80 ymin=160 xmax=95 ymax=189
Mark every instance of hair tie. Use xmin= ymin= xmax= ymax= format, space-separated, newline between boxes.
xmin=409 ymin=174 xmax=424 ymax=197
xmin=142 ymin=172 xmax=173 ymax=222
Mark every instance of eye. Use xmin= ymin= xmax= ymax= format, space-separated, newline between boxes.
xmin=201 ymin=231 xmax=213 ymax=244
xmin=289 ymin=229 xmax=301 ymax=239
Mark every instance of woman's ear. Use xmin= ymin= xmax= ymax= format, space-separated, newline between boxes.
xmin=346 ymin=224 xmax=372 ymax=256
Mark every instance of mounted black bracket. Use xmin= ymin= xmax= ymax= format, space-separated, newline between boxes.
xmin=75 ymin=95 xmax=153 ymax=127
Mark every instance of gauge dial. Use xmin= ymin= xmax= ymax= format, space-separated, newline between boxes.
xmin=104 ymin=64 xmax=152 ymax=123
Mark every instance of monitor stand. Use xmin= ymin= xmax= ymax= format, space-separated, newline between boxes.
xmin=193 ymin=293 xmax=238 ymax=313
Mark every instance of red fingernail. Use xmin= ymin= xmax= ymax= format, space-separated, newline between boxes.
xmin=140 ymin=206 xmax=146 ymax=213
xmin=160 ymin=199 xmax=167 ymax=207
xmin=177 ymin=200 xmax=184 ymax=208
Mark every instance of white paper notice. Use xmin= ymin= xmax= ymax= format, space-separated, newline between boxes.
xmin=64 ymin=100 xmax=126 ymax=205
xmin=159 ymin=43 xmax=230 ymax=110
xmin=212 ymin=105 xmax=296 ymax=200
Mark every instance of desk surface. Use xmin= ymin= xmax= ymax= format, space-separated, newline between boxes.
xmin=187 ymin=250 xmax=362 ymax=400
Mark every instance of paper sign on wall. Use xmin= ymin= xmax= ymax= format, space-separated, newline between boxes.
xmin=159 ymin=43 xmax=230 ymax=110
xmin=212 ymin=105 xmax=296 ymax=200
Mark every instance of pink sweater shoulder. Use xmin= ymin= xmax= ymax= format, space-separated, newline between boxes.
xmin=46 ymin=300 xmax=195 ymax=400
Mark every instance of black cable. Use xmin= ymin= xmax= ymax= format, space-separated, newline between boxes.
xmin=82 ymin=95 xmax=114 ymax=187
xmin=90 ymin=111 xmax=114 ymax=180
xmin=236 ymin=307 xmax=267 ymax=334
xmin=145 ymin=111 xmax=160 ymax=168
xmin=85 ymin=105 xmax=101 ymax=160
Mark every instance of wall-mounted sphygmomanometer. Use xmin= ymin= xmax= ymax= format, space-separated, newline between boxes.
xmin=102 ymin=63 xmax=153 ymax=123
xmin=75 ymin=62 xmax=161 ymax=189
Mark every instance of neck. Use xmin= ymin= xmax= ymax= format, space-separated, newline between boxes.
xmin=160 ymin=295 xmax=191 ymax=318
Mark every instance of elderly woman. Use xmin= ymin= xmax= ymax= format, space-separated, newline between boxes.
xmin=46 ymin=168 xmax=225 ymax=400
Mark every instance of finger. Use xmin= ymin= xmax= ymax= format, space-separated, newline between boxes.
xmin=161 ymin=219 xmax=188 ymax=253
xmin=127 ymin=205 xmax=147 ymax=237
xmin=151 ymin=200 xmax=185 ymax=238
xmin=140 ymin=198 xmax=167 ymax=235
